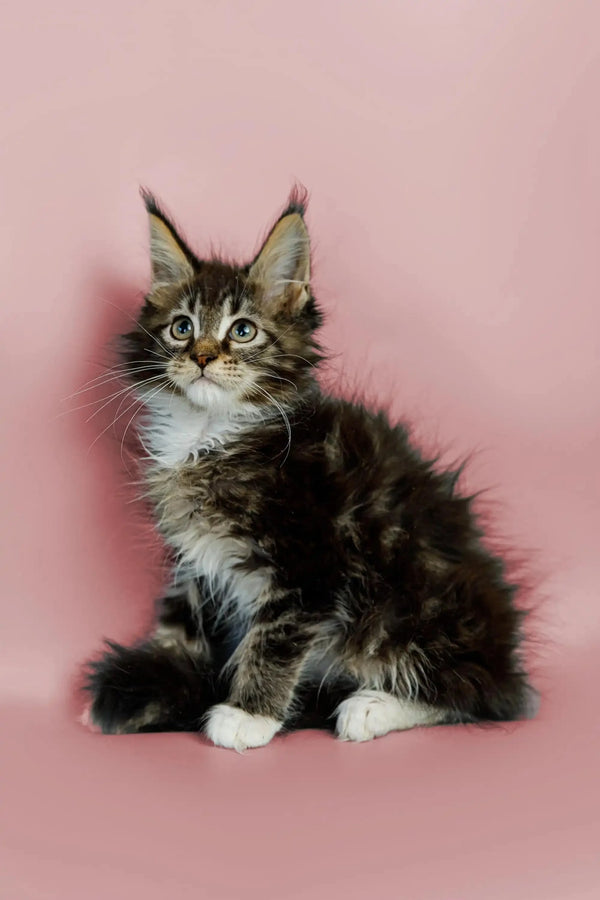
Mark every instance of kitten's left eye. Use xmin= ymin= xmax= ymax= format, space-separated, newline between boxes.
xmin=171 ymin=316 xmax=194 ymax=340
xmin=229 ymin=319 xmax=257 ymax=343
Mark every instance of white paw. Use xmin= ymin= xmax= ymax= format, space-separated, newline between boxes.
xmin=204 ymin=704 xmax=282 ymax=752
xmin=335 ymin=690 xmax=431 ymax=742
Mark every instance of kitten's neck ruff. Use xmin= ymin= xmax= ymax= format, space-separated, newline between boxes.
xmin=138 ymin=390 xmax=281 ymax=468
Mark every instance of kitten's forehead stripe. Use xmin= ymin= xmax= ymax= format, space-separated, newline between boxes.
xmin=183 ymin=290 xmax=198 ymax=317
xmin=190 ymin=291 xmax=202 ymax=315
xmin=230 ymin=285 xmax=244 ymax=316
xmin=187 ymin=262 xmax=243 ymax=312
xmin=222 ymin=295 xmax=234 ymax=319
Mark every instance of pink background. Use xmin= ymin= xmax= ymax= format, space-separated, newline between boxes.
xmin=1 ymin=1 xmax=599 ymax=897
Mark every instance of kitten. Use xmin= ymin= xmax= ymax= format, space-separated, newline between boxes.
xmin=84 ymin=187 xmax=536 ymax=750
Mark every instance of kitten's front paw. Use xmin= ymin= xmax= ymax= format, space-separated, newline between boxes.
xmin=204 ymin=704 xmax=282 ymax=752
xmin=336 ymin=690 xmax=406 ymax=742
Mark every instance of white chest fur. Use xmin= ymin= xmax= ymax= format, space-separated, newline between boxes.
xmin=142 ymin=393 xmax=273 ymax=624
xmin=171 ymin=522 xmax=273 ymax=625
xmin=140 ymin=392 xmax=257 ymax=467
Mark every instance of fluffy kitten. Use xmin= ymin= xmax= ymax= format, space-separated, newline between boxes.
xmin=85 ymin=187 xmax=536 ymax=750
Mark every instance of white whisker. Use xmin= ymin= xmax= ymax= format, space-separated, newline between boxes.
xmin=252 ymin=383 xmax=293 ymax=466
xmin=84 ymin=374 xmax=167 ymax=423
xmin=243 ymin=323 xmax=298 ymax=362
xmin=61 ymin=365 xmax=164 ymax=404
xmin=261 ymin=352 xmax=317 ymax=369
xmin=254 ymin=368 xmax=298 ymax=392
xmin=120 ymin=381 xmax=171 ymax=466
xmin=86 ymin=379 xmax=168 ymax=455
xmin=101 ymin=298 xmax=177 ymax=359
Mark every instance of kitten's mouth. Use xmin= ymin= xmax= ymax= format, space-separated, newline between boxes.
xmin=195 ymin=371 xmax=217 ymax=383
xmin=189 ymin=371 xmax=225 ymax=391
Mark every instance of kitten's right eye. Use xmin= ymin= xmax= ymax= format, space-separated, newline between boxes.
xmin=171 ymin=316 xmax=193 ymax=340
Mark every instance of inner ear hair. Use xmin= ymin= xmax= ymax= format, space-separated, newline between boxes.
xmin=249 ymin=212 xmax=311 ymax=313
xmin=141 ymin=189 xmax=196 ymax=288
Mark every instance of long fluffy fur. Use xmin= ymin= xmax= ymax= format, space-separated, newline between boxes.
xmin=84 ymin=189 xmax=537 ymax=744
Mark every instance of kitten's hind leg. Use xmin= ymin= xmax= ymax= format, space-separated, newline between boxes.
xmin=335 ymin=690 xmax=446 ymax=742
xmin=84 ymin=640 xmax=217 ymax=734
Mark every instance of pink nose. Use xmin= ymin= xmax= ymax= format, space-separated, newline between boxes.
xmin=196 ymin=354 xmax=216 ymax=369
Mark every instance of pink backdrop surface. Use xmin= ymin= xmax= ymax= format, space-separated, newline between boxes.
xmin=1 ymin=1 xmax=599 ymax=898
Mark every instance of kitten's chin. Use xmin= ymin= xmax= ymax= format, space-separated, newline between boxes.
xmin=184 ymin=377 xmax=230 ymax=410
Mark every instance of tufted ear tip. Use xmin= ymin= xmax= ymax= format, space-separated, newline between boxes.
xmin=140 ymin=186 xmax=161 ymax=216
xmin=282 ymin=183 xmax=309 ymax=218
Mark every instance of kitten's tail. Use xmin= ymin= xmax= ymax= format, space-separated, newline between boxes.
xmin=84 ymin=640 xmax=218 ymax=734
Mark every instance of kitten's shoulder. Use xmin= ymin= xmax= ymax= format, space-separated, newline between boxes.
xmin=307 ymin=392 xmax=415 ymax=461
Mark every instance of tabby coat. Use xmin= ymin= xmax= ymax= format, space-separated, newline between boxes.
xmin=85 ymin=189 xmax=535 ymax=750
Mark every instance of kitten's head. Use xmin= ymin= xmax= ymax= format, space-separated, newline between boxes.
xmin=123 ymin=188 xmax=323 ymax=417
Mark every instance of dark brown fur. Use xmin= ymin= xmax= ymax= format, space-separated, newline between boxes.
xmin=85 ymin=188 xmax=536 ymax=746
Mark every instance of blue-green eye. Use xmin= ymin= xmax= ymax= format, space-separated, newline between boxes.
xmin=171 ymin=316 xmax=193 ymax=340
xmin=229 ymin=319 xmax=257 ymax=343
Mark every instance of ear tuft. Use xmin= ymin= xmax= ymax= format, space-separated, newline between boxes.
xmin=140 ymin=188 xmax=196 ymax=288
xmin=140 ymin=186 xmax=164 ymax=218
xmin=282 ymin=183 xmax=309 ymax=218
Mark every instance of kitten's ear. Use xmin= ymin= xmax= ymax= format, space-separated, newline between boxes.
xmin=141 ymin=189 xmax=195 ymax=287
xmin=249 ymin=190 xmax=311 ymax=313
